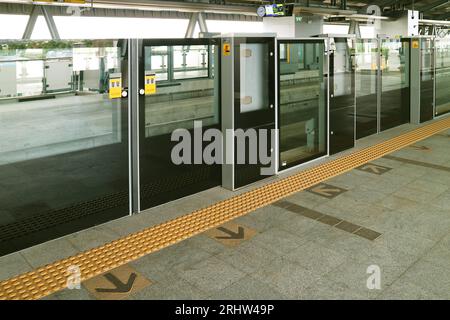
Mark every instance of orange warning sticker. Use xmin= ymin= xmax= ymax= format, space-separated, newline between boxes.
xmin=412 ymin=40 xmax=420 ymax=49
xmin=223 ymin=43 xmax=231 ymax=56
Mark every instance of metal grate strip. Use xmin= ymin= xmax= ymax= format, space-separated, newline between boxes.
xmin=1 ymin=117 xmax=449 ymax=300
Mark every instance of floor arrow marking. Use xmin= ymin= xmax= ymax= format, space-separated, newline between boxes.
xmin=216 ymin=226 xmax=245 ymax=240
xmin=95 ymin=272 xmax=137 ymax=293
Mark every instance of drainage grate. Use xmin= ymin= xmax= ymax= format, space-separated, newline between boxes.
xmin=1 ymin=116 xmax=450 ymax=300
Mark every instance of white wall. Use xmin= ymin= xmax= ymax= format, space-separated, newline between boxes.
xmin=0 ymin=16 xmax=264 ymax=40
xmin=207 ymin=20 xmax=263 ymax=34
xmin=0 ymin=14 xmax=28 ymax=39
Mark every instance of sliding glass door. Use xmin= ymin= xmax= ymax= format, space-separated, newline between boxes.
xmin=138 ymin=39 xmax=221 ymax=210
xmin=435 ymin=38 xmax=450 ymax=116
xmin=380 ymin=38 xmax=410 ymax=131
xmin=355 ymin=38 xmax=378 ymax=139
xmin=329 ymin=37 xmax=355 ymax=154
xmin=278 ymin=39 xmax=327 ymax=170
xmin=419 ymin=38 xmax=435 ymax=123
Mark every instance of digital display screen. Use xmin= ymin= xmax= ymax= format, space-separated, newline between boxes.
xmin=260 ymin=4 xmax=294 ymax=17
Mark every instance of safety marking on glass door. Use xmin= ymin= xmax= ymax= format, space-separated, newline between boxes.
xmin=83 ymin=264 xmax=151 ymax=300
xmin=307 ymin=183 xmax=347 ymax=199
xmin=204 ymin=222 xmax=256 ymax=247
xmin=356 ymin=163 xmax=392 ymax=175
xmin=1 ymin=116 xmax=450 ymax=300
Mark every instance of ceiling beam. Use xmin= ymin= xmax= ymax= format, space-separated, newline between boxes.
xmin=418 ymin=0 xmax=449 ymax=13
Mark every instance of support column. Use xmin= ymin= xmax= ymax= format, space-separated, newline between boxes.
xmin=349 ymin=20 xmax=361 ymax=37
xmin=185 ymin=12 xmax=199 ymax=38
xmin=41 ymin=6 xmax=60 ymax=40
xmin=22 ymin=6 xmax=39 ymax=39
xmin=22 ymin=5 xmax=61 ymax=40
xmin=198 ymin=12 xmax=208 ymax=33
xmin=410 ymin=38 xmax=421 ymax=124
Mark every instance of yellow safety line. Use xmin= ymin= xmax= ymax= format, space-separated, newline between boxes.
xmin=1 ymin=116 xmax=450 ymax=300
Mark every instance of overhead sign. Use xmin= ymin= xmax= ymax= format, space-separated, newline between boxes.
xmin=257 ymin=4 xmax=294 ymax=18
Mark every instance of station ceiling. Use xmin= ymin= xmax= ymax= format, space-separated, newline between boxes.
xmin=176 ymin=0 xmax=450 ymax=20
xmin=0 ymin=1 xmax=449 ymax=21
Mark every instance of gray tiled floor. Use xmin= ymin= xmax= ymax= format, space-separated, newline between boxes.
xmin=1 ymin=123 xmax=450 ymax=300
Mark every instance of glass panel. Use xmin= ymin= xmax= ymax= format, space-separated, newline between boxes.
xmin=233 ymin=38 xmax=275 ymax=188
xmin=239 ymin=43 xmax=269 ymax=113
xmin=145 ymin=46 xmax=169 ymax=81
xmin=0 ymin=40 xmax=129 ymax=256
xmin=420 ymin=38 xmax=434 ymax=122
xmin=173 ymin=45 xmax=209 ymax=80
xmin=436 ymin=38 xmax=450 ymax=116
xmin=329 ymin=37 xmax=355 ymax=155
xmin=279 ymin=41 xmax=327 ymax=169
xmin=355 ymin=39 xmax=378 ymax=139
xmin=140 ymin=41 xmax=221 ymax=210
xmin=380 ymin=39 xmax=410 ymax=131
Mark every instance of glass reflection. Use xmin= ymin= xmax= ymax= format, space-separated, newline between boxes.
xmin=355 ymin=39 xmax=378 ymax=139
xmin=380 ymin=39 xmax=410 ymax=131
xmin=0 ymin=40 xmax=129 ymax=256
xmin=140 ymin=41 xmax=221 ymax=210
xmin=436 ymin=38 xmax=450 ymax=116
xmin=279 ymin=41 xmax=327 ymax=169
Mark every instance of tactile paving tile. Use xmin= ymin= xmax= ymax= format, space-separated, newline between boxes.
xmin=1 ymin=116 xmax=450 ymax=300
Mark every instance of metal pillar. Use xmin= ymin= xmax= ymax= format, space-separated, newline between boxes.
xmin=410 ymin=38 xmax=421 ymax=124
xmin=198 ymin=12 xmax=208 ymax=33
xmin=22 ymin=6 xmax=39 ymax=39
xmin=41 ymin=6 xmax=60 ymax=40
xmin=185 ymin=12 xmax=199 ymax=38
xmin=22 ymin=5 xmax=60 ymax=40
xmin=129 ymin=39 xmax=141 ymax=213
xmin=349 ymin=20 xmax=361 ymax=38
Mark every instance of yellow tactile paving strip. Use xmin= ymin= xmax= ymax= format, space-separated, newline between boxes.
xmin=1 ymin=117 xmax=450 ymax=300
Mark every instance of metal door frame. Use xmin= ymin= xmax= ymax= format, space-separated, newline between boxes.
xmin=220 ymin=33 xmax=277 ymax=191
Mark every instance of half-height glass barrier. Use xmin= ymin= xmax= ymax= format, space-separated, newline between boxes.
xmin=0 ymin=40 xmax=130 ymax=255
xmin=355 ymin=39 xmax=378 ymax=139
xmin=380 ymin=38 xmax=410 ymax=131
xmin=436 ymin=38 xmax=450 ymax=116
xmin=139 ymin=39 xmax=221 ymax=210
xmin=278 ymin=39 xmax=327 ymax=170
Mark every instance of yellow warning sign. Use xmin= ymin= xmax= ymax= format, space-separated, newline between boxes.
xmin=144 ymin=71 xmax=156 ymax=95
xmin=223 ymin=43 xmax=231 ymax=57
xmin=109 ymin=73 xmax=122 ymax=99
xmin=412 ymin=40 xmax=420 ymax=49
